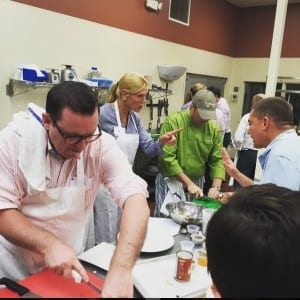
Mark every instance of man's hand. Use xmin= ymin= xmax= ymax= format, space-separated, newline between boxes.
xmin=43 ymin=239 xmax=88 ymax=282
xmin=221 ymin=147 xmax=237 ymax=177
xmin=159 ymin=128 xmax=184 ymax=146
xmin=187 ymin=182 xmax=203 ymax=199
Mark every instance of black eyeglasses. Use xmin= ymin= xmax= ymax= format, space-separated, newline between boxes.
xmin=53 ymin=120 xmax=102 ymax=145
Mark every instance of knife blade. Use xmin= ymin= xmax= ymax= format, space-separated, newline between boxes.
xmin=0 ymin=277 xmax=41 ymax=298
xmin=71 ymin=270 xmax=102 ymax=295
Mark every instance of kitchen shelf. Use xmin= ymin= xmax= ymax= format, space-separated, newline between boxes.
xmin=6 ymin=79 xmax=54 ymax=97
xmin=6 ymin=78 xmax=109 ymax=105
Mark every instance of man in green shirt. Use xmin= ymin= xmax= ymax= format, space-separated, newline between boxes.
xmin=154 ymin=89 xmax=225 ymax=217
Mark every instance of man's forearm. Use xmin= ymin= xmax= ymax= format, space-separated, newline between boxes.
xmin=176 ymin=172 xmax=193 ymax=187
xmin=0 ymin=208 xmax=61 ymax=254
xmin=233 ymin=169 xmax=254 ymax=187
xmin=109 ymin=194 xmax=149 ymax=271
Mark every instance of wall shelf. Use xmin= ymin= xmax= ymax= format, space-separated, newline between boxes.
xmin=6 ymin=79 xmax=109 ymax=105
xmin=6 ymin=79 xmax=54 ymax=97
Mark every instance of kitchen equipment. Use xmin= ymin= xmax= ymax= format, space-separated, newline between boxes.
xmin=0 ymin=277 xmax=41 ymax=298
xmin=72 ymin=270 xmax=102 ymax=295
xmin=0 ymin=269 xmax=103 ymax=298
xmin=61 ymin=64 xmax=77 ymax=82
xmin=47 ymin=69 xmax=60 ymax=84
xmin=166 ymin=201 xmax=203 ymax=225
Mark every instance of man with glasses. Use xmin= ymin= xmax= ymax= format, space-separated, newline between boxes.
xmin=0 ymin=81 xmax=149 ymax=298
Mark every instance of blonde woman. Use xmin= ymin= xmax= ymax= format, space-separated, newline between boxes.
xmin=94 ymin=72 xmax=182 ymax=243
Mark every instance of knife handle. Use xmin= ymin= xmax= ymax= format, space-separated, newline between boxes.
xmin=0 ymin=277 xmax=30 ymax=296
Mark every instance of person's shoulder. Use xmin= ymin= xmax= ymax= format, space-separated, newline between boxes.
xmin=239 ymin=112 xmax=250 ymax=122
xmin=99 ymin=103 xmax=113 ymax=114
xmin=181 ymin=101 xmax=192 ymax=110
xmin=167 ymin=110 xmax=187 ymax=119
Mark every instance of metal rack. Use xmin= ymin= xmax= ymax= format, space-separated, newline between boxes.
xmin=6 ymin=79 xmax=54 ymax=97
xmin=6 ymin=79 xmax=109 ymax=105
xmin=146 ymin=87 xmax=172 ymax=132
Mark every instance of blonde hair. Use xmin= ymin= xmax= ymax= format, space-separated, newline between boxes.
xmin=107 ymin=72 xmax=148 ymax=103
xmin=184 ymin=82 xmax=207 ymax=104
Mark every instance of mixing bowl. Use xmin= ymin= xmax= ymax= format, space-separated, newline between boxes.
xmin=165 ymin=201 xmax=203 ymax=225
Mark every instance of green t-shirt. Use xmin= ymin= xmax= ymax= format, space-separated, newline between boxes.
xmin=158 ymin=110 xmax=225 ymax=180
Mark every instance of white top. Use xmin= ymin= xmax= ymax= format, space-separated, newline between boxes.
xmin=233 ymin=112 xmax=256 ymax=150
xmin=216 ymin=97 xmax=231 ymax=133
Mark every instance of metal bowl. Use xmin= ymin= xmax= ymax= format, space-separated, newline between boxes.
xmin=165 ymin=201 xmax=203 ymax=225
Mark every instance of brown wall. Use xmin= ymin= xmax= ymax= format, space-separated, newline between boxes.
xmin=235 ymin=4 xmax=300 ymax=57
xmin=11 ymin=0 xmax=300 ymax=58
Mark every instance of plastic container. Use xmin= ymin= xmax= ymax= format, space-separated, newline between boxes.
xmin=88 ymin=66 xmax=101 ymax=79
xmin=194 ymin=249 xmax=207 ymax=267
xmin=191 ymin=232 xmax=205 ymax=245
xmin=180 ymin=240 xmax=195 ymax=252
xmin=186 ymin=224 xmax=200 ymax=234
xmin=23 ymin=68 xmax=48 ymax=82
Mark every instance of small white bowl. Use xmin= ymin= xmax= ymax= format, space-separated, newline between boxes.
xmin=191 ymin=232 xmax=205 ymax=245
xmin=180 ymin=240 xmax=195 ymax=252
xmin=187 ymin=224 xmax=200 ymax=234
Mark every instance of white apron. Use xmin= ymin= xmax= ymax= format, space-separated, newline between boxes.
xmin=113 ymin=101 xmax=139 ymax=165
xmin=0 ymin=112 xmax=91 ymax=280
xmin=93 ymin=102 xmax=139 ymax=244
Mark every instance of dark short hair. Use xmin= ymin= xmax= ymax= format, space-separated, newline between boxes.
xmin=252 ymin=97 xmax=294 ymax=127
xmin=207 ymin=86 xmax=221 ymax=98
xmin=46 ymin=81 xmax=98 ymax=121
xmin=206 ymin=184 xmax=300 ymax=298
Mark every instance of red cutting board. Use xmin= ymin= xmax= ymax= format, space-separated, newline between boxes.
xmin=0 ymin=269 xmax=104 ymax=298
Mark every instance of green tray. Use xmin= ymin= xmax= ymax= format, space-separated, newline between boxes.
xmin=193 ymin=196 xmax=222 ymax=210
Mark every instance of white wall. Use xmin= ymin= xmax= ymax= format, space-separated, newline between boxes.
xmin=1 ymin=0 xmax=300 ymax=133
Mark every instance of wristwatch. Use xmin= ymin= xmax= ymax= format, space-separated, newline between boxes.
xmin=211 ymin=185 xmax=221 ymax=191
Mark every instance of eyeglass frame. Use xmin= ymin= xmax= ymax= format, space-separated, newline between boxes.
xmin=52 ymin=118 xmax=102 ymax=145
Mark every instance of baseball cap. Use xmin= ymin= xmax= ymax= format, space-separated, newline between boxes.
xmin=192 ymin=89 xmax=217 ymax=120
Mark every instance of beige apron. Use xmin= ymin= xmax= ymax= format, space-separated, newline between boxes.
xmin=0 ymin=112 xmax=91 ymax=280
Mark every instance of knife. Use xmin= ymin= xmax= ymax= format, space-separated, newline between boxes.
xmin=71 ymin=270 xmax=102 ymax=295
xmin=0 ymin=277 xmax=41 ymax=298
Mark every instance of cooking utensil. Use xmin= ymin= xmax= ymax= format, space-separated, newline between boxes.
xmin=0 ymin=277 xmax=41 ymax=298
xmin=72 ymin=270 xmax=102 ymax=295
xmin=166 ymin=201 xmax=203 ymax=225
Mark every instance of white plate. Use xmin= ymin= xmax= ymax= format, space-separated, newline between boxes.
xmin=141 ymin=229 xmax=174 ymax=253
xmin=140 ymin=217 xmax=176 ymax=253
xmin=116 ymin=218 xmax=175 ymax=253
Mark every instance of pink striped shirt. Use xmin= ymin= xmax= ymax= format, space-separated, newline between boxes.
xmin=0 ymin=125 xmax=148 ymax=211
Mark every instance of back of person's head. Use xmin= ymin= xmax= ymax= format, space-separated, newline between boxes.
xmin=107 ymin=72 xmax=148 ymax=103
xmin=46 ymin=81 xmax=98 ymax=121
xmin=207 ymin=86 xmax=221 ymax=98
xmin=184 ymin=83 xmax=207 ymax=104
xmin=206 ymin=184 xmax=300 ymax=298
xmin=252 ymin=97 xmax=294 ymax=128
xmin=251 ymin=93 xmax=265 ymax=107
